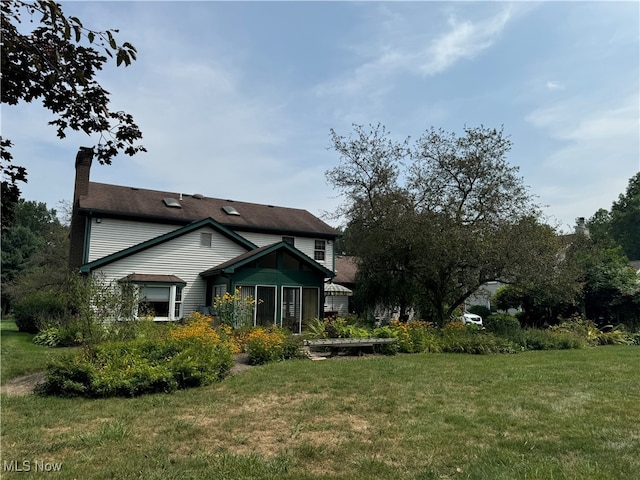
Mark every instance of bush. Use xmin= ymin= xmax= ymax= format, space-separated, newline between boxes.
xmin=514 ymin=328 xmax=585 ymax=351
xmin=37 ymin=336 xmax=234 ymax=398
xmin=485 ymin=314 xmax=521 ymax=337
xmin=439 ymin=328 xmax=519 ymax=355
xmin=389 ymin=320 xmax=440 ymax=353
xmin=13 ymin=294 xmax=66 ymax=333
xmin=32 ymin=327 xmax=61 ymax=347
xmin=245 ymin=327 xmax=286 ymax=365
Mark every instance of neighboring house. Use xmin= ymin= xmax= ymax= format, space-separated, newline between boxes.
xmin=69 ymin=148 xmax=339 ymax=333
xmin=323 ymin=256 xmax=357 ymax=316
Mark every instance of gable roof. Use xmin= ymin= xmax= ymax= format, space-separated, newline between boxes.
xmin=79 ymin=217 xmax=255 ymax=273
xmin=200 ymin=241 xmax=335 ymax=278
xmin=78 ymin=182 xmax=340 ymax=238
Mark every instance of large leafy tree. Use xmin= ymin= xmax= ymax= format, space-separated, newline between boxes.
xmin=1 ymin=0 xmax=145 ymax=229
xmin=1 ymin=199 xmax=69 ymax=313
xmin=588 ymin=173 xmax=640 ymax=260
xmin=327 ymin=124 xmax=556 ymax=324
xmin=609 ymin=173 xmax=640 ymax=260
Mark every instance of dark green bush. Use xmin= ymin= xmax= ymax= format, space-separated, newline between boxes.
xmin=13 ymin=294 xmax=66 ymax=333
xmin=485 ymin=314 xmax=521 ymax=337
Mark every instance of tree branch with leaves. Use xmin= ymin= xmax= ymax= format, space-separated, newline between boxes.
xmin=1 ymin=0 xmax=145 ymax=228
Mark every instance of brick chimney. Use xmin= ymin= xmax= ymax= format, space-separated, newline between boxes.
xmin=69 ymin=147 xmax=94 ymax=269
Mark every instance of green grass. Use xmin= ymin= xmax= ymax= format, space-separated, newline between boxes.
xmin=1 ymin=322 xmax=639 ymax=479
xmin=0 ymin=319 xmax=74 ymax=384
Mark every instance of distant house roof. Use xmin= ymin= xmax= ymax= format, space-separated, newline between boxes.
xmin=77 ymin=182 xmax=339 ymax=238
xmin=333 ymin=256 xmax=358 ymax=285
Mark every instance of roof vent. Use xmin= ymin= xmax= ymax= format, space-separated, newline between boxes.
xmin=192 ymin=193 xmax=204 ymax=200
xmin=222 ymin=205 xmax=240 ymax=216
xmin=163 ymin=197 xmax=182 ymax=208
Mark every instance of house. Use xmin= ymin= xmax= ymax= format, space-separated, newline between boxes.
xmin=69 ymin=148 xmax=340 ymax=333
xmin=323 ymin=256 xmax=357 ymax=316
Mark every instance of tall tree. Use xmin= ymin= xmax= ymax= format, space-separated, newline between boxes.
xmin=609 ymin=173 xmax=640 ymax=260
xmin=327 ymin=124 xmax=554 ymax=324
xmin=1 ymin=0 xmax=145 ymax=229
xmin=1 ymin=199 xmax=68 ymax=313
xmin=587 ymin=173 xmax=640 ymax=260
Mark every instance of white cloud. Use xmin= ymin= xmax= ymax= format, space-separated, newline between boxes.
xmin=545 ymin=81 xmax=564 ymax=90
xmin=315 ymin=5 xmax=514 ymax=99
xmin=419 ymin=7 xmax=512 ymax=76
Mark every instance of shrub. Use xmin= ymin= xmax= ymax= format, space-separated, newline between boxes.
xmin=245 ymin=327 xmax=286 ymax=365
xmin=13 ymin=294 xmax=66 ymax=333
xmin=281 ymin=334 xmax=305 ymax=360
xmin=439 ymin=328 xmax=519 ymax=355
xmin=213 ymin=288 xmax=258 ymax=328
xmin=37 ymin=336 xmax=234 ymax=398
xmin=32 ymin=327 xmax=61 ymax=347
xmin=304 ymin=317 xmax=327 ymax=339
xmin=485 ymin=314 xmax=521 ymax=337
xmin=390 ymin=320 xmax=440 ymax=353
xmin=169 ymin=312 xmax=220 ymax=344
xmin=320 ymin=316 xmax=373 ymax=339
xmin=169 ymin=341 xmax=234 ymax=389
xmin=515 ymin=328 xmax=585 ymax=351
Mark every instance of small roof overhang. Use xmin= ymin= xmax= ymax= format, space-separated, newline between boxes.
xmin=120 ymin=273 xmax=186 ymax=285
xmin=324 ymin=282 xmax=353 ymax=296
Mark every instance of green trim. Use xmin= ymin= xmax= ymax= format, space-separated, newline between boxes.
xmin=79 ymin=217 xmax=256 ymax=273
xmin=83 ymin=216 xmax=92 ymax=265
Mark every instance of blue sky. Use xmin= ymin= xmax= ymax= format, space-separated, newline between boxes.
xmin=4 ymin=1 xmax=639 ymax=232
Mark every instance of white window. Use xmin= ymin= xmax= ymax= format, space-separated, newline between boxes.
xmin=314 ymin=240 xmax=326 ymax=261
xmin=173 ymin=286 xmax=183 ymax=319
xmin=139 ymin=284 xmax=184 ymax=321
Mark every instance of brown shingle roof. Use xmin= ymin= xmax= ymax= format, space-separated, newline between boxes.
xmin=333 ymin=256 xmax=358 ymax=285
xmin=120 ymin=273 xmax=186 ymax=284
xmin=79 ymin=182 xmax=339 ymax=238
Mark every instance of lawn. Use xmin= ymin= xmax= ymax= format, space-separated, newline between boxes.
xmin=1 ymin=322 xmax=639 ymax=479
xmin=0 ymin=319 xmax=74 ymax=384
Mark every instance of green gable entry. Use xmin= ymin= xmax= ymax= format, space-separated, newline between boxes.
xmin=200 ymin=242 xmax=334 ymax=333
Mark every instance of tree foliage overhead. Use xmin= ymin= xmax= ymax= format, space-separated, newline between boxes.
xmin=327 ymin=124 xmax=556 ymax=324
xmin=1 ymin=0 xmax=145 ymax=228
